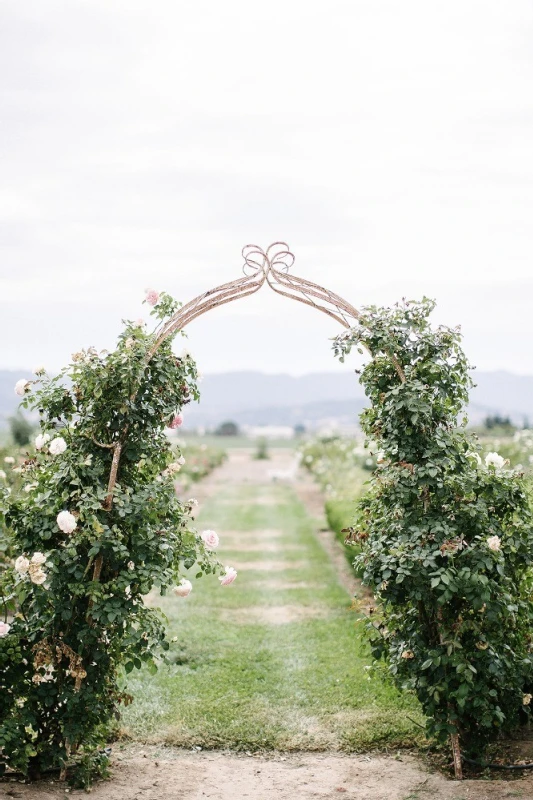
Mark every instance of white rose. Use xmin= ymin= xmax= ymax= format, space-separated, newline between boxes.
xmin=487 ymin=535 xmax=501 ymax=552
xmin=35 ymin=433 xmax=51 ymax=451
xmin=33 ymin=365 xmax=46 ymax=375
xmin=180 ymin=348 xmax=191 ymax=359
xmin=173 ymin=579 xmax=192 ymax=597
xmin=14 ymin=379 xmax=30 ymax=396
xmin=15 ymin=555 xmax=30 ymax=575
xmin=4 ymin=457 xmax=15 ymax=464
xmin=56 ymin=510 xmax=77 ymax=534
xmin=127 ymin=560 xmax=135 ymax=571
xmin=49 ymin=437 xmax=67 ymax=456
xmin=0 ymin=470 xmax=6 ymax=480
xmin=467 ymin=452 xmax=482 ymax=466
xmin=29 ymin=566 xmax=47 ymax=585
xmin=30 ymin=552 xmax=47 ymax=566
xmin=485 ymin=452 xmax=506 ymax=469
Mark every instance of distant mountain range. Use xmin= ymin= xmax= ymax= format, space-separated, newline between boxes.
xmin=1 ymin=368 xmax=532 ymax=430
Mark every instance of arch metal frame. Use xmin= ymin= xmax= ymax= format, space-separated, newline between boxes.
xmin=151 ymin=242 xmax=360 ymax=356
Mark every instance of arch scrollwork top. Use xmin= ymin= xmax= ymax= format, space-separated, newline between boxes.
xmin=153 ymin=242 xmax=360 ymax=352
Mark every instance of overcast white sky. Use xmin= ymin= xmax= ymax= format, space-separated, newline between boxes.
xmin=1 ymin=0 xmax=533 ymax=377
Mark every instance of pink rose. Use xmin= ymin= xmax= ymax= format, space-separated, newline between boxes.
xmin=0 ymin=621 xmax=11 ymax=637
xmin=219 ymin=566 xmax=237 ymax=586
xmin=173 ymin=579 xmax=192 ymax=597
xmin=168 ymin=414 xmax=183 ymax=429
xmin=201 ymin=530 xmax=219 ymax=550
xmin=144 ymin=288 xmax=160 ymax=306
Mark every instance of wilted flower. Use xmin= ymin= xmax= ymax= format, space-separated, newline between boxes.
xmin=49 ymin=437 xmax=67 ymax=456
xmin=168 ymin=414 xmax=183 ymax=429
xmin=487 ymin=535 xmax=501 ymax=552
xmin=35 ymin=433 xmax=51 ymax=451
xmin=125 ymin=337 xmax=135 ymax=349
xmin=180 ymin=348 xmax=191 ymax=359
xmin=31 ymin=552 xmax=47 ymax=566
xmin=127 ymin=560 xmax=135 ymax=571
xmin=14 ymin=378 xmax=30 ymax=396
xmin=523 ymin=694 xmax=532 ymax=706
xmin=144 ymin=288 xmax=160 ymax=306
xmin=4 ymin=457 xmax=15 ymax=465
xmin=401 ymin=650 xmax=415 ymax=659
xmin=219 ymin=566 xmax=237 ymax=586
xmin=15 ymin=556 xmax=30 ymax=575
xmin=57 ymin=510 xmax=77 ymax=534
xmin=485 ymin=452 xmax=506 ymax=469
xmin=0 ymin=621 xmax=11 ymax=637
xmin=201 ymin=530 xmax=219 ymax=550
xmin=475 ymin=641 xmax=489 ymax=650
xmin=173 ymin=579 xmax=192 ymax=597
xmin=188 ymin=498 xmax=198 ymax=507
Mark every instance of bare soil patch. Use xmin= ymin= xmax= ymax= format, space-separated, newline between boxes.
xmin=232 ymin=559 xmax=309 ymax=572
xmin=220 ymin=604 xmax=330 ymax=625
xmin=5 ymin=748 xmax=532 ymax=800
xmin=222 ymin=541 xmax=305 ymax=553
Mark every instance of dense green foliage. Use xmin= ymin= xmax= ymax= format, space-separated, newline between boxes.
xmin=0 ymin=294 xmax=225 ymax=781
xmin=334 ymin=298 xmax=533 ymax=756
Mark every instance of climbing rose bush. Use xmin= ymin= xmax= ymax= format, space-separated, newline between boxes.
xmin=334 ymin=298 xmax=533 ymax=760
xmin=0 ymin=290 xmax=235 ymax=781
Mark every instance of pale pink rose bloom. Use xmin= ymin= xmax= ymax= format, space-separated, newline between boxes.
xmin=15 ymin=556 xmax=30 ymax=575
xmin=30 ymin=552 xmax=47 ymax=566
xmin=0 ymin=470 xmax=6 ymax=480
xmin=135 ymin=318 xmax=145 ymax=328
xmin=0 ymin=621 xmax=11 ymax=637
xmin=144 ymin=288 xmax=160 ymax=306
xmin=173 ymin=579 xmax=192 ymax=597
xmin=487 ymin=535 xmax=501 ymax=552
xmin=168 ymin=414 xmax=183 ymax=429
xmin=201 ymin=530 xmax=219 ymax=550
xmin=57 ymin=510 xmax=77 ymax=534
xmin=15 ymin=379 xmax=30 ymax=396
xmin=29 ymin=566 xmax=47 ymax=585
xmin=49 ymin=437 xmax=67 ymax=456
xmin=35 ymin=433 xmax=50 ymax=451
xmin=219 ymin=566 xmax=237 ymax=586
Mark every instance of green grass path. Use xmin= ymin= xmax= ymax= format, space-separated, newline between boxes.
xmin=122 ymin=464 xmax=424 ymax=751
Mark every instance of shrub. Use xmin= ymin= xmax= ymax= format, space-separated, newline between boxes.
xmin=0 ymin=292 xmax=231 ymax=782
xmin=334 ymin=298 xmax=533 ymax=769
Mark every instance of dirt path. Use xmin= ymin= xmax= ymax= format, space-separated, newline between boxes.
xmin=5 ymin=450 xmax=533 ymax=799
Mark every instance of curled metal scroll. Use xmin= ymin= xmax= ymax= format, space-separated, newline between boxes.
xmin=151 ymin=242 xmax=359 ymax=353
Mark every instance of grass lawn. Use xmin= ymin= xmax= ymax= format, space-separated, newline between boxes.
xmin=121 ymin=477 xmax=425 ymax=752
